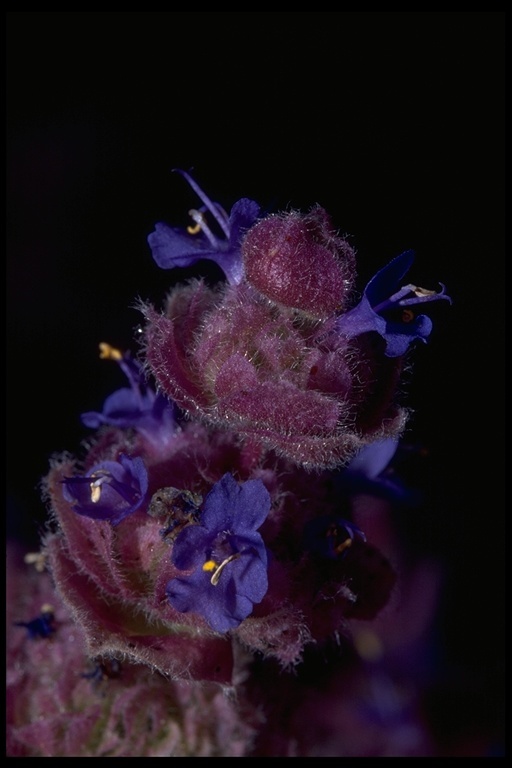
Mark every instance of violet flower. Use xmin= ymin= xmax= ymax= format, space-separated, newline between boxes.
xmin=15 ymin=606 xmax=55 ymax=639
xmin=62 ymin=453 xmax=149 ymax=525
xmin=303 ymin=515 xmax=366 ymax=560
xmin=338 ymin=437 xmax=419 ymax=504
xmin=148 ymin=169 xmax=261 ymax=285
xmin=166 ymin=472 xmax=271 ymax=633
xmin=81 ymin=343 xmax=178 ymax=447
xmin=334 ymin=250 xmax=451 ymax=357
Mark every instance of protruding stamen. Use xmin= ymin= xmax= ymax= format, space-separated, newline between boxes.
xmin=398 ymin=282 xmax=451 ymax=306
xmin=89 ymin=472 xmax=110 ymax=503
xmin=334 ymin=537 xmax=353 ymax=556
xmin=208 ymin=553 xmax=240 ymax=586
xmin=186 ymin=208 xmax=219 ymax=247
xmin=174 ymin=168 xmax=231 ymax=238
xmin=99 ymin=342 xmax=123 ymax=361
xmin=24 ymin=551 xmax=47 ymax=573
xmin=373 ymin=282 xmax=451 ymax=314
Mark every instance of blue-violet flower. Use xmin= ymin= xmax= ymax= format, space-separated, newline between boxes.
xmin=81 ymin=343 xmax=178 ymax=446
xmin=166 ymin=472 xmax=271 ymax=633
xmin=147 ymin=169 xmax=261 ymax=285
xmin=334 ymin=250 xmax=451 ymax=357
xmin=337 ymin=437 xmax=419 ymax=504
xmin=15 ymin=605 xmax=56 ymax=639
xmin=303 ymin=515 xmax=366 ymax=560
xmin=62 ymin=453 xmax=149 ymax=525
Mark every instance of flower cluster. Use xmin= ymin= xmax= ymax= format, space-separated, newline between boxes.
xmin=7 ymin=170 xmax=451 ymax=756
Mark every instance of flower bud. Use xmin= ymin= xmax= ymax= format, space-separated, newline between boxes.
xmin=242 ymin=206 xmax=356 ymax=319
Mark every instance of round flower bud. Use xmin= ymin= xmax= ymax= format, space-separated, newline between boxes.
xmin=242 ymin=206 xmax=356 ymax=319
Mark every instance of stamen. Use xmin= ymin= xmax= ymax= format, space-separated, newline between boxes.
xmin=99 ymin=342 xmax=123 ymax=361
xmin=209 ymin=553 xmax=240 ymax=586
xmin=202 ymin=559 xmax=217 ymax=573
xmin=334 ymin=538 xmax=353 ymax=556
xmin=373 ymin=282 xmax=451 ymax=314
xmin=24 ymin=551 xmax=47 ymax=573
xmin=409 ymin=284 xmax=439 ymax=298
xmin=187 ymin=209 xmax=206 ymax=235
xmin=89 ymin=472 xmax=110 ymax=503
xmin=186 ymin=208 xmax=219 ymax=247
xmin=174 ymin=169 xmax=231 ymax=238
xmin=397 ymin=282 xmax=451 ymax=307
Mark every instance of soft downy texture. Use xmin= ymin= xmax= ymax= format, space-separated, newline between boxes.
xmin=6 ymin=542 xmax=261 ymax=757
xmin=7 ymin=171 xmax=452 ymax=756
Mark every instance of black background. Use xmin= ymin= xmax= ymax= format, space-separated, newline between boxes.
xmin=6 ymin=12 xmax=505 ymax=754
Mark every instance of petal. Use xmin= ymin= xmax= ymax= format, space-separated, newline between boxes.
xmin=383 ymin=313 xmax=432 ymax=357
xmin=166 ymin=570 xmax=244 ymax=633
xmin=200 ymin=473 xmax=241 ymax=530
xmin=365 ymin=250 xmax=416 ymax=306
xmin=171 ymin=524 xmax=211 ymax=571
xmin=346 ymin=437 xmax=399 ymax=479
xmin=148 ymin=223 xmax=217 ymax=269
xmin=232 ymin=551 xmax=268 ymax=603
xmin=232 ymin=480 xmax=271 ymax=533
xmin=81 ymin=387 xmax=144 ymax=428
xmin=334 ymin=296 xmax=388 ymax=340
xmin=227 ymin=198 xmax=260 ymax=246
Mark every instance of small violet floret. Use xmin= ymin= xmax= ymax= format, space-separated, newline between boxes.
xmin=81 ymin=343 xmax=177 ymax=446
xmin=15 ymin=606 xmax=55 ymax=639
xmin=303 ymin=515 xmax=366 ymax=560
xmin=62 ymin=453 xmax=149 ymax=526
xmin=166 ymin=472 xmax=271 ymax=633
xmin=147 ymin=169 xmax=261 ymax=285
xmin=334 ymin=250 xmax=451 ymax=357
xmin=337 ymin=437 xmax=417 ymax=504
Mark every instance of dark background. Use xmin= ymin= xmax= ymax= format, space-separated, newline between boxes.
xmin=6 ymin=12 xmax=505 ymax=755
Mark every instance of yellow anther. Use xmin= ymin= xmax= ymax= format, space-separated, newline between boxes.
xmin=202 ymin=560 xmax=218 ymax=573
xmin=99 ymin=342 xmax=123 ymax=361
xmin=410 ymin=285 xmax=438 ymax=298
xmin=24 ymin=551 xmax=47 ymax=573
xmin=90 ymin=479 xmax=103 ymax=503
xmin=186 ymin=209 xmax=205 ymax=235
xmin=334 ymin=537 xmax=353 ymax=556
xmin=40 ymin=603 xmax=54 ymax=615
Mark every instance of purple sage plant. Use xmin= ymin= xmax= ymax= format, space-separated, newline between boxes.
xmin=7 ymin=171 xmax=452 ymax=757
